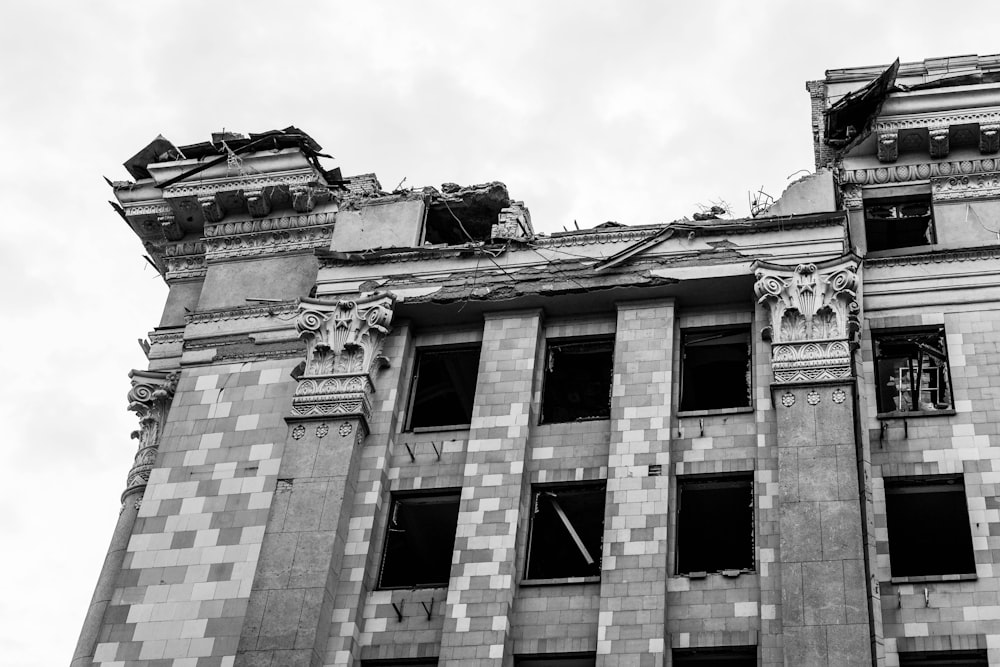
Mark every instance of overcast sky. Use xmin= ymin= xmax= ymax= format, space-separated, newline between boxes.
xmin=2 ymin=2 xmax=999 ymax=665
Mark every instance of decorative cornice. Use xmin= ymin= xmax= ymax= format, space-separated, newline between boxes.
xmin=864 ymin=245 xmax=1000 ymax=268
xmin=203 ymin=211 xmax=336 ymax=261
xmin=840 ymin=156 xmax=1000 ymax=185
xmin=534 ymin=228 xmax=660 ymax=248
xmin=161 ymin=167 xmax=319 ymax=201
xmin=204 ymin=226 xmax=334 ymax=261
xmin=204 ymin=211 xmax=335 ymax=238
xmin=163 ymin=241 xmax=207 ymax=280
xmin=753 ymin=258 xmax=859 ymax=383
xmin=185 ymin=302 xmax=299 ymax=325
xmin=874 ymin=106 xmax=1000 ymax=133
xmin=122 ymin=199 xmax=172 ymax=218
xmin=931 ymin=171 xmax=1000 ymax=201
xmin=123 ymin=370 xmax=179 ymax=502
xmin=148 ymin=329 xmax=184 ymax=344
xmin=291 ymin=293 xmax=396 ymax=421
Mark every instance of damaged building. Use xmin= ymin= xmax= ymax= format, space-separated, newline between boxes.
xmin=75 ymin=53 xmax=1000 ymax=667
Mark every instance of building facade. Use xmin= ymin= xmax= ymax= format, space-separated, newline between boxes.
xmin=74 ymin=55 xmax=1000 ymax=667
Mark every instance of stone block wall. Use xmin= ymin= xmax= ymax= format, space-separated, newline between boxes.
xmin=861 ymin=308 xmax=1000 ymax=666
xmin=92 ymin=359 xmax=298 ymax=666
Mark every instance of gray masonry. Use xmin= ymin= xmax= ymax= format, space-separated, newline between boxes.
xmin=76 ymin=55 xmax=1000 ymax=667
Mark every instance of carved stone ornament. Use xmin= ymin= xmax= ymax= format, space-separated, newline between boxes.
xmin=122 ymin=370 xmax=179 ymax=501
xmin=841 ymin=184 xmax=863 ymax=210
xmin=980 ymin=124 xmax=1000 ymax=155
xmin=877 ymin=130 xmax=898 ymax=163
xmin=928 ymin=126 xmax=951 ymax=159
xmin=753 ymin=258 xmax=859 ymax=383
xmin=291 ymin=292 xmax=396 ymax=420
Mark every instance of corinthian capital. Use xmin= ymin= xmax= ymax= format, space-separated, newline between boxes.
xmin=291 ymin=293 xmax=396 ymax=420
xmin=296 ymin=292 xmax=396 ymax=377
xmin=123 ymin=370 xmax=179 ymax=501
xmin=753 ymin=257 xmax=860 ymax=383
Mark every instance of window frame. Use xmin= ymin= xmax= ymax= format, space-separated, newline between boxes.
xmin=523 ymin=482 xmax=607 ymax=583
xmin=863 ymin=193 xmax=936 ymax=253
xmin=672 ymin=646 xmax=757 ymax=666
xmin=405 ymin=343 xmax=482 ymax=431
xmin=898 ymin=649 xmax=988 ymax=666
xmin=884 ymin=475 xmax=976 ymax=581
xmin=376 ymin=490 xmax=462 ymax=590
xmin=675 ymin=473 xmax=755 ymax=576
xmin=872 ymin=326 xmax=954 ymax=417
xmin=678 ymin=326 xmax=752 ymax=414
xmin=539 ymin=335 xmax=615 ymax=425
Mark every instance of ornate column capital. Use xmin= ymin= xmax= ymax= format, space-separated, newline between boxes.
xmin=752 ymin=257 xmax=859 ymax=383
xmin=291 ymin=292 xmax=396 ymax=421
xmin=123 ymin=370 xmax=179 ymax=502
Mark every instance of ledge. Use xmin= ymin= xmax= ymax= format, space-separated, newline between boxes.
xmin=409 ymin=424 xmax=471 ymax=434
xmin=539 ymin=416 xmax=610 ymax=426
xmin=877 ymin=409 xmax=956 ymax=420
xmin=680 ymin=569 xmax=755 ymax=580
xmin=376 ymin=583 xmax=449 ymax=591
xmin=889 ymin=573 xmax=977 ymax=584
xmin=520 ymin=576 xmax=601 ymax=587
xmin=677 ymin=406 xmax=754 ymax=418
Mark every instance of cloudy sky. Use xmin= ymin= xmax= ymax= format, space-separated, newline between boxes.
xmin=2 ymin=2 xmax=999 ymax=664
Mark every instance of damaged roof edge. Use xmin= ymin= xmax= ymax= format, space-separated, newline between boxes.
xmin=122 ymin=126 xmax=325 ymax=181
xmin=825 ymin=58 xmax=900 ymax=153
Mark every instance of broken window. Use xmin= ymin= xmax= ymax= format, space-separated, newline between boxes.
xmin=407 ymin=345 xmax=481 ymax=430
xmin=884 ymin=476 xmax=976 ymax=578
xmin=873 ymin=327 xmax=953 ymax=414
xmin=378 ymin=492 xmax=461 ymax=589
xmin=515 ymin=655 xmax=597 ymax=667
xmin=680 ymin=328 xmax=751 ymax=412
xmin=525 ymin=483 xmax=606 ymax=580
xmin=865 ymin=195 xmax=935 ymax=252
xmin=541 ymin=337 xmax=614 ymax=423
xmin=672 ymin=647 xmax=757 ymax=666
xmin=677 ymin=474 xmax=754 ymax=575
xmin=898 ymin=650 xmax=988 ymax=666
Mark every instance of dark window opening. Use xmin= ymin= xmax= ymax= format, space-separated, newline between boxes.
xmin=424 ymin=183 xmax=510 ymax=245
xmin=515 ymin=655 xmax=597 ymax=667
xmin=873 ymin=328 xmax=953 ymax=414
xmin=677 ymin=475 xmax=754 ymax=575
xmin=899 ymin=649 xmax=988 ymax=666
xmin=541 ymin=337 xmax=614 ymax=423
xmin=378 ymin=492 xmax=460 ymax=589
xmin=673 ymin=646 xmax=757 ymax=666
xmin=525 ymin=484 xmax=605 ymax=580
xmin=362 ymin=661 xmax=439 ymax=667
xmin=407 ymin=345 xmax=481 ymax=430
xmin=885 ymin=476 xmax=975 ymax=578
xmin=865 ymin=196 xmax=935 ymax=252
xmin=680 ymin=328 xmax=751 ymax=412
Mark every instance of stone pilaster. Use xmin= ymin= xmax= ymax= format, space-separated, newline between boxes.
xmin=753 ymin=258 xmax=876 ymax=666
xmin=72 ymin=370 xmax=178 ymax=667
xmin=438 ymin=310 xmax=543 ymax=666
xmin=236 ymin=293 xmax=395 ymax=667
xmin=596 ymin=299 xmax=674 ymax=667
